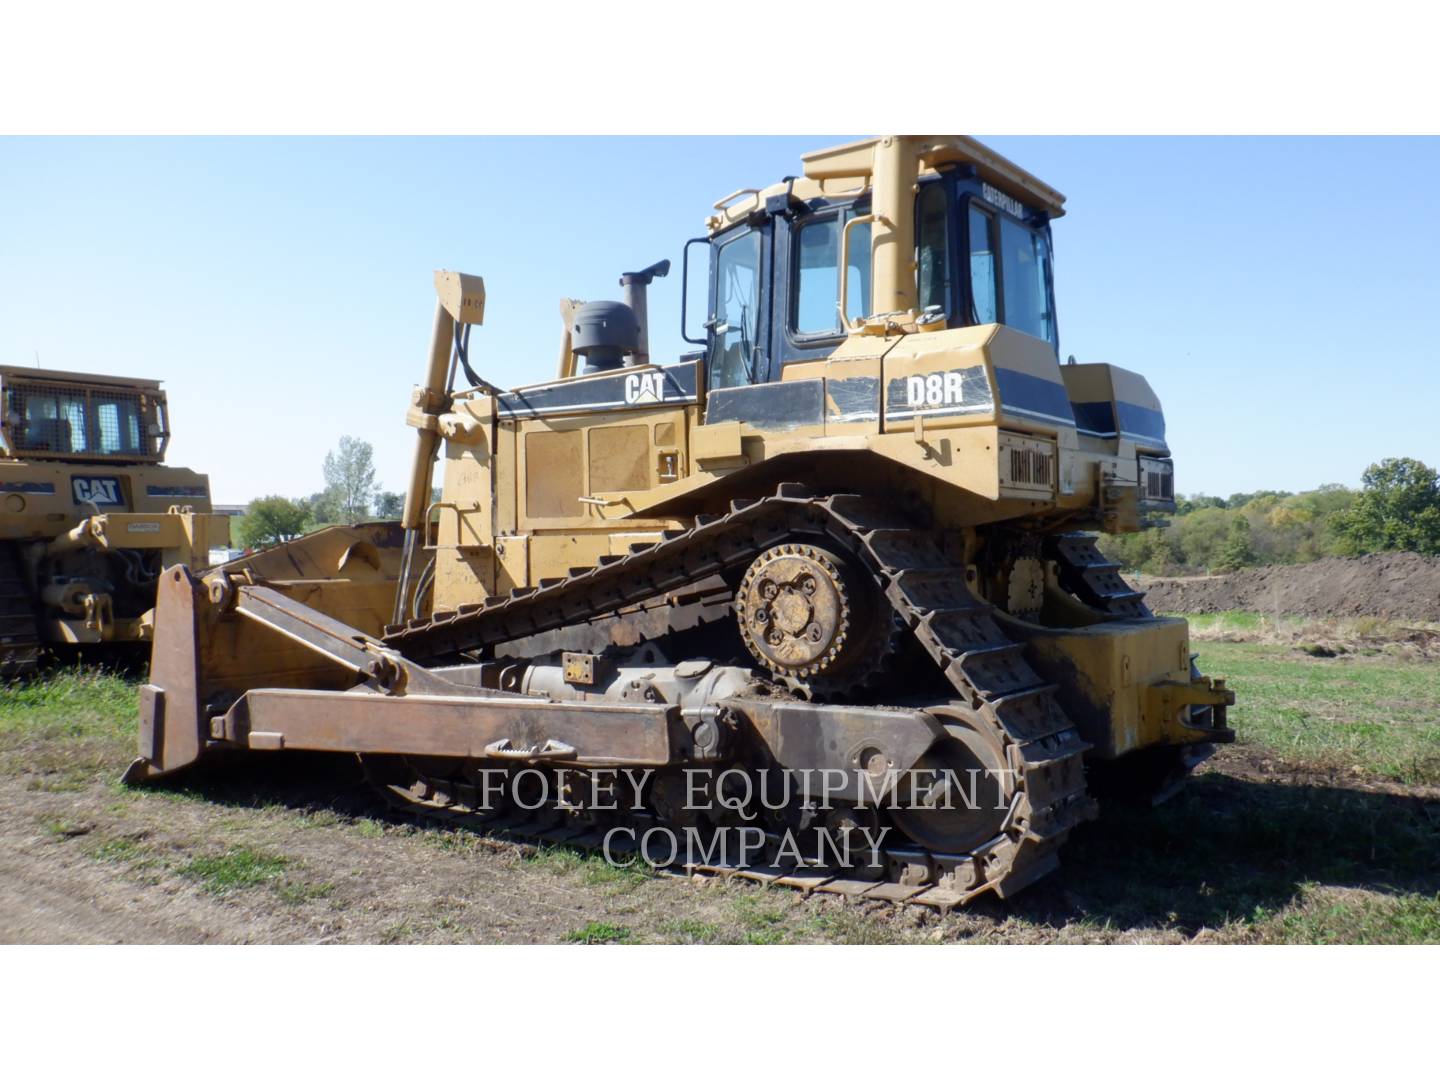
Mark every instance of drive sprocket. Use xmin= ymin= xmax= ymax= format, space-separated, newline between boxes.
xmin=733 ymin=541 xmax=903 ymax=699
xmin=736 ymin=544 xmax=851 ymax=678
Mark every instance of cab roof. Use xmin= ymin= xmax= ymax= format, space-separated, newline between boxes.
xmin=708 ymin=134 xmax=1066 ymax=234
xmin=0 ymin=365 xmax=163 ymax=392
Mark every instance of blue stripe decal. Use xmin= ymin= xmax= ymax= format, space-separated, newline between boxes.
xmin=826 ymin=375 xmax=882 ymax=424
xmin=1116 ymin=401 xmax=1167 ymax=445
xmin=498 ymin=361 xmax=699 ymax=419
xmin=0 ymin=480 xmax=55 ymax=494
xmin=992 ymin=367 xmax=1075 ymax=426
xmin=1070 ymin=400 xmax=1117 ymax=436
xmin=706 ymin=379 xmax=825 ymax=429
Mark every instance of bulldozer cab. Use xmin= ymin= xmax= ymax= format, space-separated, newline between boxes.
xmin=689 ymin=138 xmax=1063 ymax=395
xmin=0 ymin=366 xmax=168 ymax=464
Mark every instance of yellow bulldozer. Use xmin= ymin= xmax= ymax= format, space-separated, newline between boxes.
xmin=1 ymin=366 xmax=227 ymax=675
xmin=127 ymin=135 xmax=1232 ymax=908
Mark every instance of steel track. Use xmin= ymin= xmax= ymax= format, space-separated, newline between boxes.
xmin=374 ymin=489 xmax=1191 ymax=904
xmin=0 ymin=542 xmax=40 ymax=680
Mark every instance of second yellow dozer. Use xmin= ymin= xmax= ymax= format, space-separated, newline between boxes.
xmin=128 ymin=135 xmax=1233 ymax=908
xmin=1 ymin=365 xmax=228 ymax=674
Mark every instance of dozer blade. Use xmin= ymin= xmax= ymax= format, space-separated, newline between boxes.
xmin=123 ymin=565 xmax=689 ymax=783
xmin=124 ymin=564 xmax=383 ymax=782
xmin=125 ymin=566 xmax=209 ymax=783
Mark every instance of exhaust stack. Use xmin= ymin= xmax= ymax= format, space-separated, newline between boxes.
xmin=619 ymin=258 xmax=669 ymax=366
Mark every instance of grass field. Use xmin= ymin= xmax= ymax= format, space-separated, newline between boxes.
xmin=1196 ymin=640 xmax=1440 ymax=784
xmin=1185 ymin=613 xmax=1440 ymax=785
xmin=0 ymin=667 xmax=137 ymax=740
xmin=1 ymin=625 xmax=1436 ymax=944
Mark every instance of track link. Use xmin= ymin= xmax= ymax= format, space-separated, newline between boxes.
xmin=0 ymin=542 xmax=40 ymax=680
xmin=369 ymin=772 xmax=989 ymax=913
xmin=377 ymin=489 xmax=1098 ymax=906
xmin=1048 ymin=532 xmax=1150 ymax=617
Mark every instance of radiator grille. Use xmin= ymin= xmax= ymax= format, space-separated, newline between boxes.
xmin=1010 ymin=446 xmax=1053 ymax=487
xmin=999 ymin=433 xmax=1056 ymax=495
xmin=1139 ymin=456 xmax=1175 ymax=505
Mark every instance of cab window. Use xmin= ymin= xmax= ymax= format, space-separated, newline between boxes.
xmin=999 ymin=217 xmax=1054 ymax=346
xmin=967 ymin=204 xmax=998 ymax=325
xmin=792 ymin=213 xmax=871 ymax=336
xmin=916 ymin=183 xmax=949 ymax=314
xmin=709 ymin=229 xmax=761 ymax=391
xmin=97 ymin=397 xmax=143 ymax=454
xmin=17 ymin=389 xmax=89 ymax=453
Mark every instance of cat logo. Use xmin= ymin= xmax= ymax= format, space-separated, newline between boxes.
xmin=624 ymin=372 xmax=667 ymax=405
xmin=71 ymin=476 xmax=124 ymax=507
xmin=906 ymin=371 xmax=965 ymax=409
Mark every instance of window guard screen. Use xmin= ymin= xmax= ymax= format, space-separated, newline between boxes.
xmin=1 ymin=380 xmax=164 ymax=460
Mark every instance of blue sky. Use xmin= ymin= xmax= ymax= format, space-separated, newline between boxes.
xmin=1 ymin=136 xmax=1436 ymax=503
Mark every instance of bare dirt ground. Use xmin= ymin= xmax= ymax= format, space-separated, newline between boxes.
xmin=1137 ymin=552 xmax=1440 ymax=621
xmin=4 ymin=736 xmax=1436 ymax=944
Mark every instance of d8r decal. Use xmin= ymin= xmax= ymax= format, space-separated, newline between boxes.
xmin=884 ymin=366 xmax=994 ymax=424
xmin=906 ymin=371 xmax=966 ymax=408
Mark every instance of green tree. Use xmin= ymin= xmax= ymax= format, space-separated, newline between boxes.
xmin=1261 ymin=485 xmax=1358 ymax=563
xmin=305 ymin=489 xmax=343 ymax=528
xmin=1298 ymin=482 xmax=1359 ymax=515
xmin=1225 ymin=490 xmax=1290 ymax=510
xmin=373 ymin=490 xmax=405 ymax=518
xmin=236 ymin=495 xmax=311 ymax=548
xmin=322 ymin=436 xmax=377 ymax=524
xmin=1171 ymin=506 xmax=1233 ymax=570
xmin=1297 ymin=484 xmax=1360 ymax=558
xmin=1332 ymin=457 xmax=1440 ymax=555
xmin=1215 ymin=516 xmax=1258 ymax=572
xmin=1175 ymin=494 xmax=1225 ymax=515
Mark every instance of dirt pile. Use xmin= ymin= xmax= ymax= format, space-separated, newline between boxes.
xmin=1133 ymin=552 xmax=1440 ymax=621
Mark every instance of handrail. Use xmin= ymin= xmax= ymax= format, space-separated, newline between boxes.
xmin=680 ymin=237 xmax=709 ymax=346
xmin=837 ymin=214 xmax=878 ymax=332
xmin=712 ymin=187 xmax=761 ymax=211
xmin=422 ymin=500 xmax=461 ymax=552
